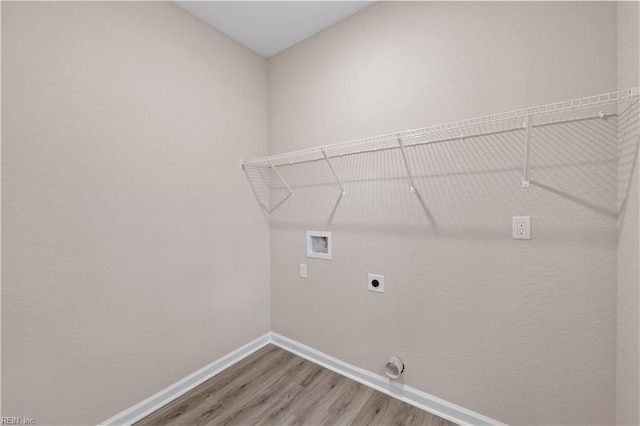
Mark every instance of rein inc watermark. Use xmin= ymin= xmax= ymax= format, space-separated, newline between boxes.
xmin=1 ymin=418 xmax=35 ymax=425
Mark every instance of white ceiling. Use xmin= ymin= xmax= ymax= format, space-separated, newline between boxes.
xmin=176 ymin=1 xmax=374 ymax=58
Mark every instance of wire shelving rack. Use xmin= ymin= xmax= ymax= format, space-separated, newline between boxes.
xmin=241 ymin=87 xmax=640 ymax=212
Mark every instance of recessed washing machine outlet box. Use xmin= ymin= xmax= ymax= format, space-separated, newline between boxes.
xmin=368 ymin=274 xmax=384 ymax=293
xmin=306 ymin=231 xmax=332 ymax=260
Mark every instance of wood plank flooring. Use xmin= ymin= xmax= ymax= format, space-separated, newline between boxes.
xmin=136 ymin=345 xmax=455 ymax=426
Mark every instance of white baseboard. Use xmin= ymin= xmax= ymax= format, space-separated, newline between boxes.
xmin=99 ymin=333 xmax=271 ymax=426
xmin=101 ymin=331 xmax=505 ymax=426
xmin=270 ymin=332 xmax=506 ymax=426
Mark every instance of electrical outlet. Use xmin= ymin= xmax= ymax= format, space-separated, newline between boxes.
xmin=368 ymin=274 xmax=384 ymax=293
xmin=512 ymin=216 xmax=531 ymax=240
xmin=299 ymin=263 xmax=307 ymax=279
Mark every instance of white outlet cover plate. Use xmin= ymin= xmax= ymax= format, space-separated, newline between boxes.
xmin=368 ymin=273 xmax=384 ymax=293
xmin=512 ymin=216 xmax=531 ymax=240
xmin=299 ymin=263 xmax=307 ymax=279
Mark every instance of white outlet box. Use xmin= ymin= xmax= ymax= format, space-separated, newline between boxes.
xmin=368 ymin=274 xmax=384 ymax=293
xmin=299 ymin=263 xmax=307 ymax=279
xmin=306 ymin=231 xmax=332 ymax=260
xmin=512 ymin=216 xmax=531 ymax=240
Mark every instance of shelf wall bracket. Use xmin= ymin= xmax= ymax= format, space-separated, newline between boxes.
xmin=397 ymin=137 xmax=417 ymax=193
xmin=321 ymin=149 xmax=346 ymax=196
xmin=521 ymin=114 xmax=534 ymax=188
xmin=268 ymin=159 xmax=294 ymax=211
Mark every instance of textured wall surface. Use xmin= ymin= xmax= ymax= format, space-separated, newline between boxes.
xmin=267 ymin=2 xmax=619 ymax=425
xmin=1 ymin=2 xmax=269 ymax=424
xmin=616 ymin=2 xmax=640 ymax=424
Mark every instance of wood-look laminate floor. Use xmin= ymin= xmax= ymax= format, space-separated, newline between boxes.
xmin=136 ymin=345 xmax=455 ymax=426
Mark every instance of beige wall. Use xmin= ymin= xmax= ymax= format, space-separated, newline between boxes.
xmin=268 ymin=2 xmax=619 ymax=425
xmin=616 ymin=2 xmax=640 ymax=425
xmin=1 ymin=2 xmax=270 ymax=424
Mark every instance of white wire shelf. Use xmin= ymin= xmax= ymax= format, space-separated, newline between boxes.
xmin=241 ymin=87 xmax=639 ymax=212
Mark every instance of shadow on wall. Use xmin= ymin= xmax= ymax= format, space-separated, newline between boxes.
xmin=244 ymin=99 xmax=639 ymax=244
xmin=617 ymin=100 xmax=640 ymax=235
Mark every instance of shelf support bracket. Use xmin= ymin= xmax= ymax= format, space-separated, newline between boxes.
xmin=321 ymin=149 xmax=345 ymax=196
xmin=268 ymin=159 xmax=294 ymax=205
xmin=521 ymin=114 xmax=534 ymax=188
xmin=397 ymin=137 xmax=417 ymax=193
